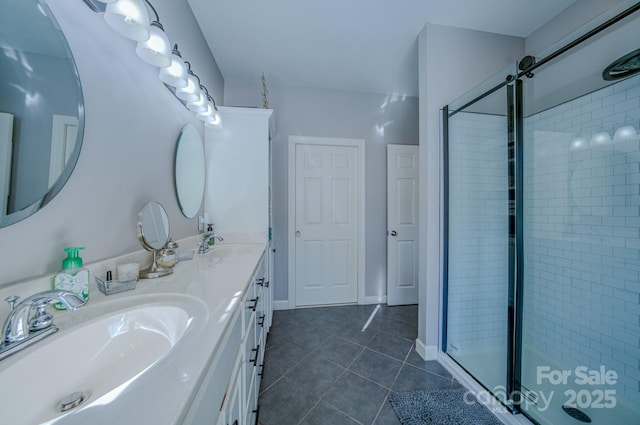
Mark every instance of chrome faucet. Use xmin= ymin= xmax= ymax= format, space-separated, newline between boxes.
xmin=0 ymin=290 xmax=85 ymax=360
xmin=198 ymin=232 xmax=224 ymax=254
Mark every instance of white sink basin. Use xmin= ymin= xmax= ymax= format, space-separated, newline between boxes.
xmin=0 ymin=294 xmax=207 ymax=425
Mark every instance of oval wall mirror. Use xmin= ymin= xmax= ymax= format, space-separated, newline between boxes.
xmin=0 ymin=0 xmax=85 ymax=227
xmin=174 ymin=124 xmax=205 ymax=218
xmin=137 ymin=201 xmax=172 ymax=279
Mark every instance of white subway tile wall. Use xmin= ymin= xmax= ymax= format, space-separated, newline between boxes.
xmin=447 ymin=112 xmax=509 ymax=354
xmin=523 ymin=75 xmax=640 ymax=406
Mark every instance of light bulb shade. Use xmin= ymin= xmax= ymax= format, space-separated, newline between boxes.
xmin=570 ymin=136 xmax=587 ymax=150
xmin=159 ymin=52 xmax=188 ymax=88
xmin=196 ymin=101 xmax=215 ymax=120
xmin=206 ymin=111 xmax=222 ymax=128
xmin=104 ymin=0 xmax=150 ymax=42
xmin=613 ymin=125 xmax=637 ymax=142
xmin=590 ymin=131 xmax=612 ymax=147
xmin=175 ymin=74 xmax=200 ymax=101
xmin=187 ymin=90 xmax=207 ymax=113
xmin=136 ymin=22 xmax=172 ymax=67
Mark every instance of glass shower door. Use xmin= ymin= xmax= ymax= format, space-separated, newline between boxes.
xmin=519 ymin=14 xmax=640 ymax=424
xmin=444 ymin=64 xmax=517 ymax=405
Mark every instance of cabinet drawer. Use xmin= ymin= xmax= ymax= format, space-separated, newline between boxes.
xmin=257 ymin=331 xmax=265 ymax=385
xmin=255 ymin=285 xmax=265 ymax=336
xmin=242 ymin=282 xmax=258 ymax=335
xmin=183 ymin=310 xmax=242 ymax=425
xmin=244 ymin=378 xmax=258 ymax=425
xmin=223 ymin=359 xmax=242 ymax=425
xmin=242 ymin=316 xmax=258 ymax=398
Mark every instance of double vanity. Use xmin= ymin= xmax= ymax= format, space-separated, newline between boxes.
xmin=0 ymin=239 xmax=273 ymax=425
xmin=1 ymin=2 xmax=276 ymax=423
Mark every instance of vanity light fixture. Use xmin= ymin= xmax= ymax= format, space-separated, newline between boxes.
xmin=82 ymin=0 xmax=222 ymax=127
xmin=104 ymin=0 xmax=151 ymax=42
xmin=205 ymin=105 xmax=222 ymax=128
xmin=196 ymin=87 xmax=221 ymax=128
xmin=209 ymin=111 xmax=222 ymax=127
xmin=590 ymin=130 xmax=612 ymax=147
xmin=196 ymin=103 xmax=214 ymax=121
xmin=187 ymin=88 xmax=208 ymax=113
xmin=569 ymin=136 xmax=587 ymax=150
xmin=135 ymin=1 xmax=171 ymax=67
xmin=613 ymin=124 xmax=638 ymax=142
xmin=175 ymin=63 xmax=201 ymax=102
xmin=159 ymin=45 xmax=189 ymax=88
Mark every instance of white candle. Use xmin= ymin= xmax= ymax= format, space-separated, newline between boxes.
xmin=117 ymin=263 xmax=139 ymax=281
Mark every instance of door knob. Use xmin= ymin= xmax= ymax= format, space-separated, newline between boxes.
xmin=390 ymin=230 xmax=397 ymax=236
xmin=296 ymin=230 xmax=301 ymax=237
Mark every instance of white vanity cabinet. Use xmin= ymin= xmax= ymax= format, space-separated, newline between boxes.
xmin=184 ymin=247 xmax=272 ymax=425
xmin=240 ymin=250 xmax=270 ymax=425
xmin=183 ymin=308 xmax=242 ymax=425
xmin=216 ymin=356 xmax=242 ymax=425
xmin=204 ymin=107 xmax=273 ymax=237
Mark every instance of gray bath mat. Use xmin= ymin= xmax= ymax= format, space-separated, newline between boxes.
xmin=388 ymin=387 xmax=504 ymax=425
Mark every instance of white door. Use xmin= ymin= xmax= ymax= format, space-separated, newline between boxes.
xmin=387 ymin=145 xmax=419 ymax=306
xmin=49 ymin=114 xmax=78 ymax=189
xmin=0 ymin=112 xmax=14 ymax=219
xmin=294 ymin=143 xmax=359 ymax=306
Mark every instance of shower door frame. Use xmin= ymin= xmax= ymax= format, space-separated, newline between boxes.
xmin=441 ymin=76 xmax=523 ymax=412
xmin=441 ymin=1 xmax=640 ymax=420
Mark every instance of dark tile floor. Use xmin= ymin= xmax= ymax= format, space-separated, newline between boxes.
xmin=258 ymin=304 xmax=461 ymax=425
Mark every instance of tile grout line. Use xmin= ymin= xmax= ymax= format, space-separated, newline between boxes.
xmin=261 ymin=305 xmax=419 ymax=424
xmin=370 ymin=342 xmax=416 ymax=424
xmin=296 ymin=330 xmax=367 ymax=424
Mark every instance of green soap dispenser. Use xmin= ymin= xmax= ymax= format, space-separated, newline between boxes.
xmin=53 ymin=247 xmax=90 ymax=310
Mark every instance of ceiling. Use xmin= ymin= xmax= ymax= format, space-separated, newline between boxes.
xmin=187 ymin=0 xmax=578 ymax=97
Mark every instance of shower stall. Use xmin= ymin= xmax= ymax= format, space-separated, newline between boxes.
xmin=443 ymin=4 xmax=640 ymax=425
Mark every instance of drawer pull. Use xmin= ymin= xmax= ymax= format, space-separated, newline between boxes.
xmin=258 ymin=363 xmax=264 ymax=377
xmin=264 ymin=280 xmax=270 ymax=288
xmin=253 ymin=404 xmax=260 ymax=425
xmin=250 ymin=344 xmax=260 ymax=365
xmin=256 ymin=277 xmax=266 ymax=286
xmin=248 ymin=297 xmax=259 ymax=311
xmin=258 ymin=314 xmax=266 ymax=327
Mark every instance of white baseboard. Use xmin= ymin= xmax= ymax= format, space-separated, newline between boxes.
xmin=425 ymin=345 xmax=438 ymax=360
xmin=414 ymin=339 xmax=438 ymax=360
xmin=273 ymin=296 xmax=387 ymax=310
xmin=273 ymin=300 xmax=290 ymax=311
xmin=358 ymin=295 xmax=387 ymax=305
xmin=437 ymin=353 xmax=533 ymax=425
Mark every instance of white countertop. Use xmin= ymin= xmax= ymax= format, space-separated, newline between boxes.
xmin=0 ymin=241 xmax=268 ymax=425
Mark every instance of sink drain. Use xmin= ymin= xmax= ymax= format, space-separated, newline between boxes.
xmin=57 ymin=391 xmax=90 ymax=412
xmin=562 ymin=405 xmax=591 ymax=423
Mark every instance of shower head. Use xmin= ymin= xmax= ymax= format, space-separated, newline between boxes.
xmin=518 ymin=55 xmax=536 ymax=78
xmin=603 ymin=47 xmax=640 ymax=80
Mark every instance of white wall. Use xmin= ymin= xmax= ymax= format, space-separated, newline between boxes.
xmin=0 ymin=1 xmax=224 ymax=287
xmin=224 ymin=81 xmax=419 ymax=304
xmin=417 ymin=22 xmax=524 ymax=358
xmin=525 ymin=0 xmax=622 ymax=56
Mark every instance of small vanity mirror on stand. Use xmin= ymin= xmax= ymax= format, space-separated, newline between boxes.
xmin=137 ymin=201 xmax=173 ymax=279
